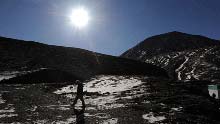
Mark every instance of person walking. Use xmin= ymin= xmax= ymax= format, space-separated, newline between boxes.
xmin=73 ymin=80 xmax=85 ymax=107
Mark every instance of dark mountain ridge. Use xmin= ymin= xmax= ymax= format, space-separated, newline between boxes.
xmin=122 ymin=31 xmax=220 ymax=59
xmin=0 ymin=36 xmax=168 ymax=82
xmin=121 ymin=31 xmax=220 ymax=82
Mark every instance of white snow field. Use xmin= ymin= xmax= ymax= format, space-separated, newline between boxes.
xmin=55 ymin=75 xmax=147 ymax=110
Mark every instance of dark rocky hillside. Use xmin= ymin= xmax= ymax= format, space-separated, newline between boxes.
xmin=0 ymin=36 xmax=168 ymax=82
xmin=144 ymin=46 xmax=220 ymax=82
xmin=121 ymin=31 xmax=220 ymax=82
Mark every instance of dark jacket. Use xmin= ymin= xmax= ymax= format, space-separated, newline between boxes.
xmin=77 ymin=83 xmax=84 ymax=95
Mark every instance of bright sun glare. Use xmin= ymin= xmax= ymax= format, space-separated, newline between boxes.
xmin=69 ymin=7 xmax=90 ymax=29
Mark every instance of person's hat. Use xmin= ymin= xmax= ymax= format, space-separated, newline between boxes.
xmin=75 ymin=80 xmax=80 ymax=83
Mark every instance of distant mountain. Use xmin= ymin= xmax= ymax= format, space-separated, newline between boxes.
xmin=121 ymin=31 xmax=220 ymax=82
xmin=0 ymin=36 xmax=168 ymax=82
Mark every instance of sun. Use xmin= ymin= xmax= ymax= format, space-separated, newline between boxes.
xmin=69 ymin=7 xmax=90 ymax=29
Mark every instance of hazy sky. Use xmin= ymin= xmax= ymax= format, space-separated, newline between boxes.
xmin=0 ymin=0 xmax=220 ymax=55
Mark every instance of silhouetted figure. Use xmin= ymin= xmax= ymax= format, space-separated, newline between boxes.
xmin=73 ymin=107 xmax=85 ymax=124
xmin=73 ymin=80 xmax=85 ymax=107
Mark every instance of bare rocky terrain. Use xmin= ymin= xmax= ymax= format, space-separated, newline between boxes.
xmin=1 ymin=75 xmax=220 ymax=124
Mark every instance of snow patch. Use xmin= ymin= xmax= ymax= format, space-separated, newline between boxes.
xmin=0 ymin=71 xmax=18 ymax=81
xmin=54 ymin=75 xmax=144 ymax=95
xmin=54 ymin=75 xmax=146 ymax=110
xmin=85 ymin=76 xmax=144 ymax=94
xmin=0 ymin=108 xmax=15 ymax=113
xmin=0 ymin=106 xmax=15 ymax=113
xmin=34 ymin=120 xmax=50 ymax=124
xmin=142 ymin=112 xmax=166 ymax=123
xmin=0 ymin=68 xmax=47 ymax=81
xmin=45 ymin=104 xmax=70 ymax=111
xmin=175 ymin=56 xmax=189 ymax=80
xmin=0 ymin=104 xmax=17 ymax=118
xmin=52 ymin=117 xmax=76 ymax=124
xmin=171 ymin=106 xmax=183 ymax=112
xmin=102 ymin=118 xmax=118 ymax=124
xmin=86 ymin=95 xmax=125 ymax=110
xmin=0 ymin=94 xmax=6 ymax=104
xmin=0 ymin=113 xmax=18 ymax=118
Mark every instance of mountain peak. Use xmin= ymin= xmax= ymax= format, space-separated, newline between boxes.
xmin=168 ymin=31 xmax=184 ymax=33
xmin=121 ymin=31 xmax=220 ymax=58
xmin=166 ymin=31 xmax=187 ymax=35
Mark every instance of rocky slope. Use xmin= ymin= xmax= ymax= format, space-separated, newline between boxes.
xmin=1 ymin=76 xmax=219 ymax=123
xmin=0 ymin=36 xmax=168 ymax=82
xmin=121 ymin=31 xmax=220 ymax=82
xmin=144 ymin=46 xmax=220 ymax=82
